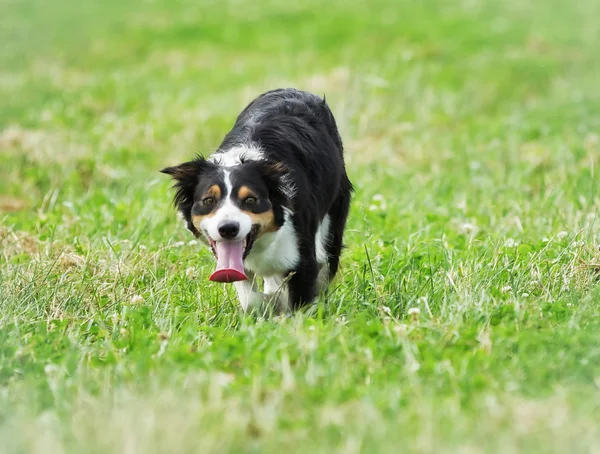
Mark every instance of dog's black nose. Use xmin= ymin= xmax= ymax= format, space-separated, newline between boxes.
xmin=218 ymin=221 xmax=240 ymax=239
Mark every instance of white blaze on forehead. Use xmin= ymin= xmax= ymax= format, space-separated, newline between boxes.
xmin=199 ymin=170 xmax=252 ymax=241
xmin=208 ymin=144 xmax=264 ymax=167
xmin=208 ymin=143 xmax=296 ymax=200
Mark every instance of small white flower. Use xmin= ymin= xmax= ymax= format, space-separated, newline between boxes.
xmin=408 ymin=307 xmax=420 ymax=322
xmin=501 ymin=285 xmax=512 ymax=294
xmin=460 ymin=223 xmax=477 ymax=234
xmin=369 ymin=194 xmax=387 ymax=211
xmin=522 ymin=292 xmax=530 ymax=297
xmin=380 ymin=305 xmax=392 ymax=315
xmin=542 ymin=237 xmax=549 ymax=243
xmin=131 ymin=295 xmax=145 ymax=305
xmin=139 ymin=244 xmax=147 ymax=250
xmin=188 ymin=240 xmax=198 ymax=246
xmin=186 ymin=267 xmax=197 ymax=279
xmin=504 ymin=238 xmax=518 ymax=248
xmin=174 ymin=241 xmax=185 ymax=247
xmin=557 ymin=231 xmax=568 ymax=240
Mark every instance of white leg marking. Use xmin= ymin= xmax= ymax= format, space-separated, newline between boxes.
xmin=264 ymin=275 xmax=284 ymax=294
xmin=264 ymin=275 xmax=291 ymax=314
xmin=315 ymin=214 xmax=331 ymax=265
xmin=234 ymin=273 xmax=291 ymax=314
xmin=234 ymin=271 xmax=262 ymax=312
xmin=316 ymin=263 xmax=330 ymax=294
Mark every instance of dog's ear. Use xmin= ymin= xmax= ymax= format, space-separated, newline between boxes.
xmin=247 ymin=160 xmax=287 ymax=191
xmin=257 ymin=160 xmax=288 ymax=182
xmin=160 ymin=161 xmax=201 ymax=180
xmin=160 ymin=156 xmax=211 ymax=211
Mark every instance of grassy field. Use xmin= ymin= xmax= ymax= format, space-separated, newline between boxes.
xmin=2 ymin=0 xmax=600 ymax=452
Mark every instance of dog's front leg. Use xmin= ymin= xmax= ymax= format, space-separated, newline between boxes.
xmin=264 ymin=275 xmax=291 ymax=314
xmin=233 ymin=271 xmax=262 ymax=312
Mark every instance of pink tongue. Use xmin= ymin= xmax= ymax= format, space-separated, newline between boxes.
xmin=209 ymin=240 xmax=247 ymax=283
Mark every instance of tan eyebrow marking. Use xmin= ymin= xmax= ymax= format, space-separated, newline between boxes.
xmin=207 ymin=184 xmax=221 ymax=199
xmin=238 ymin=186 xmax=257 ymax=200
xmin=191 ymin=185 xmax=222 ymax=230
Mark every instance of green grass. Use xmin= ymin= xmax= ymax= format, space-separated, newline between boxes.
xmin=2 ymin=0 xmax=600 ymax=452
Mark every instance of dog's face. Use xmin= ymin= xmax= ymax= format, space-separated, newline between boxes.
xmin=161 ymin=157 xmax=288 ymax=261
xmin=188 ymin=163 xmax=281 ymax=255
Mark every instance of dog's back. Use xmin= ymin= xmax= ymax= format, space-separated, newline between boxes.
xmin=217 ymin=88 xmax=351 ymax=222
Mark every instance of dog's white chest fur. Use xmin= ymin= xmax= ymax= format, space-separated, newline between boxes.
xmin=244 ymin=209 xmax=300 ymax=276
xmin=244 ymin=211 xmax=332 ymax=278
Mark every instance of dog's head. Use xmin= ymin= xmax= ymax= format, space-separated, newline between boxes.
xmin=161 ymin=156 xmax=289 ymax=278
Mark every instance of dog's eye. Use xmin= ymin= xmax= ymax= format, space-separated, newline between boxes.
xmin=244 ymin=197 xmax=257 ymax=205
xmin=202 ymin=197 xmax=215 ymax=206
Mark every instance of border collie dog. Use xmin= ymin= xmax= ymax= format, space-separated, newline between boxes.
xmin=161 ymin=88 xmax=353 ymax=313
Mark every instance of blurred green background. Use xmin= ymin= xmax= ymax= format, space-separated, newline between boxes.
xmin=1 ymin=0 xmax=600 ymax=452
